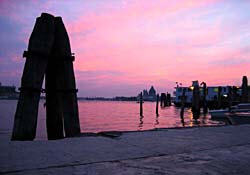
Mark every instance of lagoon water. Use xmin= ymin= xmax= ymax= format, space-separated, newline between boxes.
xmin=0 ymin=100 xmax=224 ymax=140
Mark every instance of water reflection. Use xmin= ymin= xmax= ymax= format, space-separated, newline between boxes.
xmin=155 ymin=115 xmax=159 ymax=126
xmin=188 ymin=109 xmax=200 ymax=126
xmin=180 ymin=113 xmax=185 ymax=127
xmin=138 ymin=115 xmax=144 ymax=129
xmin=0 ymin=100 xmax=226 ymax=140
xmin=200 ymin=113 xmax=208 ymax=125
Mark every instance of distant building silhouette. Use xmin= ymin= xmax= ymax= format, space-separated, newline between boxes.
xmin=149 ymin=86 xmax=156 ymax=96
xmin=143 ymin=89 xmax=149 ymax=96
xmin=138 ymin=86 xmax=157 ymax=101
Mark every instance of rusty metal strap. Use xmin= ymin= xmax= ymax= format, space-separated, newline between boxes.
xmin=18 ymin=87 xmax=43 ymax=93
xmin=23 ymin=50 xmax=49 ymax=58
xmin=53 ymin=54 xmax=75 ymax=62
xmin=44 ymin=89 xmax=78 ymax=93
xmin=23 ymin=50 xmax=75 ymax=62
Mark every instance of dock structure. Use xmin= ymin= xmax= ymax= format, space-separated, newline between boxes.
xmin=12 ymin=13 xmax=80 ymax=141
xmin=3 ymin=125 xmax=250 ymax=174
xmin=173 ymin=78 xmax=247 ymax=109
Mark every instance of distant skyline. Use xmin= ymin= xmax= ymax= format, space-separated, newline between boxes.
xmin=0 ymin=0 xmax=250 ymax=97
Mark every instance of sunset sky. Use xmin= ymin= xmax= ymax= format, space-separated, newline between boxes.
xmin=0 ymin=0 xmax=250 ymax=97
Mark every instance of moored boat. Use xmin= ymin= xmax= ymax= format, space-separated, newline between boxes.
xmin=210 ymin=103 xmax=250 ymax=119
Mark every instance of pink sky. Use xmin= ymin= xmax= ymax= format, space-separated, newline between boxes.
xmin=0 ymin=0 xmax=250 ymax=97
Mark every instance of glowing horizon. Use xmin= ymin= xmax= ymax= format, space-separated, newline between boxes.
xmin=0 ymin=0 xmax=250 ymax=97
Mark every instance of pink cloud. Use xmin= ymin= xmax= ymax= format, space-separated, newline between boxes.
xmin=1 ymin=0 xmax=250 ymax=96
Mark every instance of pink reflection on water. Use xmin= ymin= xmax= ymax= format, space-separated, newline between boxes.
xmin=0 ymin=100 xmax=224 ymax=140
xmin=78 ymin=101 xmax=223 ymax=133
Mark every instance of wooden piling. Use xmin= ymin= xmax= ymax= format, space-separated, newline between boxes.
xmin=160 ymin=93 xmax=167 ymax=107
xmin=156 ymin=94 xmax=159 ymax=116
xmin=140 ymin=92 xmax=143 ymax=116
xmin=241 ymin=76 xmax=248 ymax=103
xmin=160 ymin=93 xmax=163 ymax=107
xmin=228 ymin=86 xmax=232 ymax=111
xmin=192 ymin=84 xmax=200 ymax=119
xmin=51 ymin=17 xmax=80 ymax=138
xmin=166 ymin=93 xmax=171 ymax=106
xmin=201 ymin=82 xmax=208 ymax=114
xmin=217 ymin=86 xmax=222 ymax=109
xmin=180 ymin=89 xmax=186 ymax=118
xmin=45 ymin=54 xmax=64 ymax=140
xmin=12 ymin=13 xmax=55 ymax=141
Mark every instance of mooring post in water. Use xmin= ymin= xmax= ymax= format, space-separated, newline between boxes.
xmin=156 ymin=94 xmax=159 ymax=116
xmin=140 ymin=92 xmax=143 ymax=116
xmin=12 ymin=13 xmax=55 ymax=141
xmin=232 ymin=86 xmax=238 ymax=103
xmin=167 ymin=93 xmax=171 ymax=106
xmin=180 ymin=88 xmax=186 ymax=118
xmin=217 ymin=86 xmax=222 ymax=109
xmin=228 ymin=86 xmax=232 ymax=111
xmin=192 ymin=81 xmax=200 ymax=119
xmin=160 ymin=93 xmax=167 ymax=107
xmin=201 ymin=82 xmax=208 ymax=114
xmin=241 ymin=76 xmax=248 ymax=103
xmin=46 ymin=17 xmax=80 ymax=138
xmin=160 ymin=93 xmax=163 ymax=107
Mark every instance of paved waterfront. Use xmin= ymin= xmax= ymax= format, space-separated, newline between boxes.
xmin=1 ymin=125 xmax=250 ymax=175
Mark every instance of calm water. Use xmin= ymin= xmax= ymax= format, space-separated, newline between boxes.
xmin=0 ymin=100 xmax=224 ymax=140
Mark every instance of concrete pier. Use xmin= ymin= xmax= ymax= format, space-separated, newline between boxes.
xmin=1 ymin=125 xmax=250 ymax=174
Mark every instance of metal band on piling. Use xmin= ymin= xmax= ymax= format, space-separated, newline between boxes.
xmin=44 ymin=88 xmax=78 ymax=93
xmin=23 ymin=50 xmax=75 ymax=62
xmin=53 ymin=53 xmax=75 ymax=62
xmin=23 ymin=50 xmax=50 ymax=58
xmin=18 ymin=87 xmax=43 ymax=93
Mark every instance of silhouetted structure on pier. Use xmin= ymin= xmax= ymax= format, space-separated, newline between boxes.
xmin=174 ymin=77 xmax=250 ymax=109
xmin=156 ymin=94 xmax=159 ymax=116
xmin=192 ymin=81 xmax=200 ymax=119
xmin=159 ymin=93 xmax=171 ymax=107
xmin=12 ymin=13 xmax=80 ymax=141
xmin=241 ymin=76 xmax=248 ymax=103
xmin=200 ymin=82 xmax=208 ymax=114
xmin=139 ymin=92 xmax=143 ymax=116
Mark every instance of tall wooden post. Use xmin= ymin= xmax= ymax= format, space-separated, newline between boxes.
xmin=192 ymin=84 xmax=200 ymax=119
xmin=140 ymin=92 xmax=143 ymax=116
xmin=160 ymin=93 xmax=163 ymax=107
xmin=201 ymin=82 xmax=208 ymax=114
xmin=45 ymin=34 xmax=64 ymax=140
xmin=217 ymin=86 xmax=222 ymax=109
xmin=160 ymin=93 xmax=167 ymax=107
xmin=241 ymin=76 xmax=248 ymax=103
xmin=167 ymin=93 xmax=171 ymax=106
xmin=180 ymin=89 xmax=186 ymax=118
xmin=156 ymin=94 xmax=159 ymax=116
xmin=52 ymin=17 xmax=80 ymax=138
xmin=228 ymin=86 xmax=232 ymax=111
xmin=12 ymin=13 xmax=55 ymax=140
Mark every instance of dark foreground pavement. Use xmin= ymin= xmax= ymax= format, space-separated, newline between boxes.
xmin=1 ymin=125 xmax=250 ymax=175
